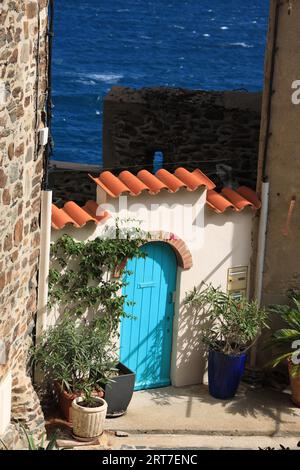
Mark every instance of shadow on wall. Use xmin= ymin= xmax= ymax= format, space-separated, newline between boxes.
xmin=175 ymin=212 xmax=255 ymax=385
xmin=121 ymin=316 xmax=167 ymax=390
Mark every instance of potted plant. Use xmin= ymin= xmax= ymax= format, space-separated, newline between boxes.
xmin=33 ymin=315 xmax=117 ymax=422
xmin=184 ymin=284 xmax=268 ymax=399
xmin=71 ymin=385 xmax=108 ymax=439
xmin=103 ymin=362 xmax=135 ymax=418
xmin=267 ymin=297 xmax=300 ymax=407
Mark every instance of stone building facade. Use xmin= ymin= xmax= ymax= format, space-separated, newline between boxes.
xmin=257 ymin=0 xmax=300 ymax=310
xmin=103 ymin=87 xmax=261 ymax=189
xmin=0 ymin=0 xmax=48 ymax=448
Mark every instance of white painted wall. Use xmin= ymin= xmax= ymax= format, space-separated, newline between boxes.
xmin=50 ymin=188 xmax=254 ymax=387
xmin=0 ymin=371 xmax=12 ymax=436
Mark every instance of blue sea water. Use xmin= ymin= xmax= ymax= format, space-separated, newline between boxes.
xmin=52 ymin=0 xmax=270 ymax=166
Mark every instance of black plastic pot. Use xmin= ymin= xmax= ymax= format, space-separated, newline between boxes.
xmin=104 ymin=362 xmax=135 ymax=418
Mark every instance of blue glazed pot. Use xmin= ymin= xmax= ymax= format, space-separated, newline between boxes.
xmin=208 ymin=348 xmax=247 ymax=399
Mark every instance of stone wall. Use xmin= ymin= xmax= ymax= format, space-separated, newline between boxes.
xmin=0 ymin=0 xmax=48 ymax=447
xmin=103 ymin=87 xmax=262 ymax=189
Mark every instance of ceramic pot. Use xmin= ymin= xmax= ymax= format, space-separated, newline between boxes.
xmin=71 ymin=397 xmax=108 ymax=439
xmin=208 ymin=348 xmax=247 ymax=399
xmin=288 ymin=361 xmax=300 ymax=407
xmin=54 ymin=381 xmax=104 ymax=422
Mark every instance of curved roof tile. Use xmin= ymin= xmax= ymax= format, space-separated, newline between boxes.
xmin=51 ymin=200 xmax=110 ymax=230
xmin=52 ymin=168 xmax=261 ymax=230
xmin=206 ymin=190 xmax=235 ymax=213
xmin=90 ymin=167 xmax=215 ymax=197
xmin=221 ymin=188 xmax=255 ymax=211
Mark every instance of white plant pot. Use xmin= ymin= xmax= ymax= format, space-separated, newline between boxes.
xmin=71 ymin=396 xmax=108 ymax=439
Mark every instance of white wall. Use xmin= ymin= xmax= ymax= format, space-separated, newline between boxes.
xmin=171 ymin=210 xmax=253 ymax=386
xmin=50 ymin=188 xmax=254 ymax=387
xmin=0 ymin=371 xmax=11 ymax=436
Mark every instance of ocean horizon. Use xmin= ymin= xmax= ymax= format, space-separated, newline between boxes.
xmin=52 ymin=0 xmax=269 ymax=166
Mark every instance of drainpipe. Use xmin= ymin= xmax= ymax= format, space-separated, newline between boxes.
xmin=250 ymin=180 xmax=270 ymax=368
xmin=36 ymin=190 xmax=52 ymax=340
xmin=35 ymin=0 xmax=55 ymax=340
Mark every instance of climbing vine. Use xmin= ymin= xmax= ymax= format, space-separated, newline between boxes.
xmin=49 ymin=222 xmax=148 ymax=335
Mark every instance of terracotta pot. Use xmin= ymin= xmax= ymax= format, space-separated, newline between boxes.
xmin=288 ymin=362 xmax=300 ymax=407
xmin=72 ymin=397 xmax=107 ymax=439
xmin=54 ymin=382 xmax=104 ymax=422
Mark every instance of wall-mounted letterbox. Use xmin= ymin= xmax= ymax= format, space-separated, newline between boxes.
xmin=227 ymin=266 xmax=248 ymax=299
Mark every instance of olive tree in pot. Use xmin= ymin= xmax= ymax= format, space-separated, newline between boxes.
xmin=184 ymin=285 xmax=268 ymax=399
xmin=267 ymin=297 xmax=300 ymax=407
xmin=33 ymin=314 xmax=118 ymax=426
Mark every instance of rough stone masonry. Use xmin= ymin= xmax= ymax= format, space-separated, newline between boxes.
xmin=103 ymin=87 xmax=261 ymax=189
xmin=0 ymin=0 xmax=49 ymax=448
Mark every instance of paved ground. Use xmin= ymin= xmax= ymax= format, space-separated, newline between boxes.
xmin=60 ymin=433 xmax=299 ymax=450
xmin=55 ymin=384 xmax=300 ymax=450
xmin=112 ymin=434 xmax=300 ymax=450
xmin=105 ymin=384 xmax=300 ymax=437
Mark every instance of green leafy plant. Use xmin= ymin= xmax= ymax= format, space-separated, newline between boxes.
xmin=0 ymin=424 xmax=67 ymax=451
xmin=33 ymin=314 xmax=118 ymax=400
xmin=49 ymin=221 xmax=148 ymax=336
xmin=22 ymin=427 xmax=59 ymax=451
xmin=184 ymin=284 xmax=268 ymax=356
xmin=267 ymin=298 xmax=300 ymax=377
xmin=35 ymin=221 xmax=149 ymax=405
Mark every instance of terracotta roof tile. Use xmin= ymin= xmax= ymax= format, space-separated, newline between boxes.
xmin=175 ymin=167 xmax=216 ymax=191
xmin=52 ymin=168 xmax=261 ymax=230
xmin=51 ymin=201 xmax=110 ymax=230
xmin=156 ymin=169 xmax=186 ymax=192
xmin=90 ymin=171 xmax=131 ymax=198
xmin=90 ymin=167 xmax=215 ymax=197
xmin=118 ymin=170 xmax=149 ymax=195
xmin=136 ymin=169 xmax=168 ymax=194
xmin=236 ymin=186 xmax=261 ymax=210
xmin=206 ymin=190 xmax=235 ymax=213
xmin=221 ymin=188 xmax=255 ymax=211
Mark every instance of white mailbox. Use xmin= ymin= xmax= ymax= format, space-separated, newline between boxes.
xmin=227 ymin=266 xmax=248 ymax=300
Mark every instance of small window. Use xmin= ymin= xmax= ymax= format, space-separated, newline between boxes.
xmin=153 ymin=151 xmax=164 ymax=173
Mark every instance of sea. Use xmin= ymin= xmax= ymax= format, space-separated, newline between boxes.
xmin=52 ymin=0 xmax=270 ymax=166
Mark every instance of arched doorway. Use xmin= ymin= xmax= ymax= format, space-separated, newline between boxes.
xmin=120 ymin=242 xmax=177 ymax=390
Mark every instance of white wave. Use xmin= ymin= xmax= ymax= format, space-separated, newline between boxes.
xmin=220 ymin=26 xmax=229 ymax=30
xmin=76 ymin=79 xmax=97 ymax=86
xmin=86 ymin=73 xmax=123 ymax=84
xmin=203 ymin=34 xmax=210 ymax=37
xmin=230 ymin=42 xmax=254 ymax=48
xmin=174 ymin=24 xmax=185 ymax=30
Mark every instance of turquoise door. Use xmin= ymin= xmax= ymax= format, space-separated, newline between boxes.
xmin=120 ymin=242 xmax=177 ymax=391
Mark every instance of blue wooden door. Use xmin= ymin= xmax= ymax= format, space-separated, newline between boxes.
xmin=120 ymin=242 xmax=177 ymax=390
